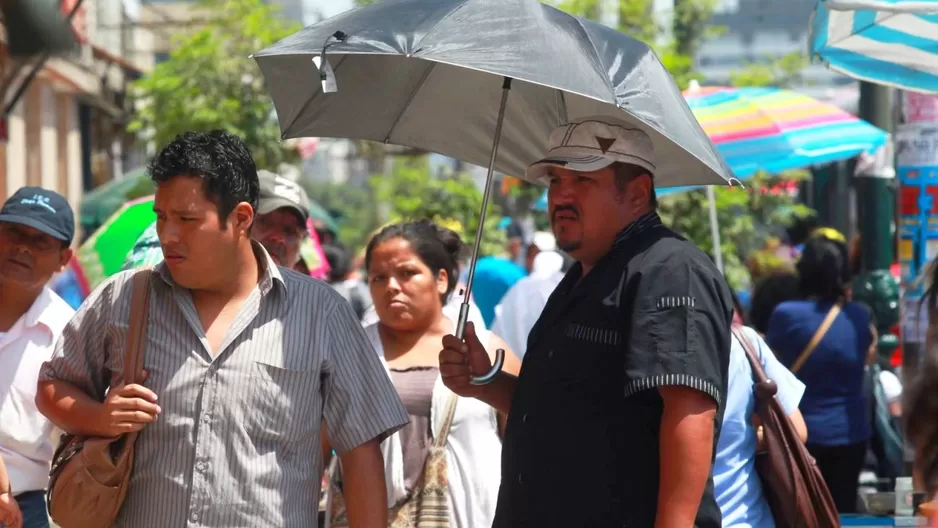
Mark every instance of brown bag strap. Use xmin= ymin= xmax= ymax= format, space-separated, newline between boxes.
xmin=122 ymin=269 xmax=153 ymax=386
xmin=790 ymin=303 xmax=841 ymax=374
xmin=732 ymin=325 xmax=771 ymax=386
xmin=433 ymin=394 xmax=459 ymax=448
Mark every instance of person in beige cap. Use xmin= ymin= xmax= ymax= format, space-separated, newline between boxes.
xmin=439 ymin=119 xmax=734 ymax=527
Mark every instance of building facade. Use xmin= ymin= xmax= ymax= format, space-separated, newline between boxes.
xmin=0 ymin=0 xmax=153 ymax=226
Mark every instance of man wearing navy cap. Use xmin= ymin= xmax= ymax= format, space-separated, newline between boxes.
xmin=0 ymin=187 xmax=76 ymax=528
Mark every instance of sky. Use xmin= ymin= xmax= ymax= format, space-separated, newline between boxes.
xmin=310 ymin=0 xmax=355 ymax=21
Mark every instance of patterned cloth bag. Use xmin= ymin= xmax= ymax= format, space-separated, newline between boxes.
xmin=327 ymin=394 xmax=458 ymax=528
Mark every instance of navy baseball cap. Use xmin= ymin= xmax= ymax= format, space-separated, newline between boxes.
xmin=0 ymin=186 xmax=75 ymax=244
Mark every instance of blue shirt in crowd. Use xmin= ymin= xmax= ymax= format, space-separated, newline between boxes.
xmin=765 ymin=300 xmax=873 ymax=446
xmin=714 ymin=326 xmax=805 ymax=527
xmin=466 ymin=256 xmax=526 ymax=327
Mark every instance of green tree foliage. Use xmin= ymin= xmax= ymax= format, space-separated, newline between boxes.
xmin=128 ymin=0 xmax=300 ymax=169
xmin=554 ymin=0 xmax=716 ymax=88
xmin=730 ymin=52 xmax=809 ymax=88
xmin=371 ymin=158 xmax=508 ymax=258
xmin=657 ymin=175 xmax=813 ymax=289
xmin=301 ymin=181 xmax=380 ymax=251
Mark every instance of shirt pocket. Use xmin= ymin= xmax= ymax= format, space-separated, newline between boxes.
xmin=547 ymin=321 xmax=624 ymax=387
xmin=244 ymin=361 xmax=320 ymax=447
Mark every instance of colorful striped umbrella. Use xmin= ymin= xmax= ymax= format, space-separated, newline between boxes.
xmin=684 ymin=84 xmax=889 ymax=179
xmin=122 ymin=221 xmax=163 ymax=271
xmin=533 ymin=85 xmax=887 ymax=211
xmin=78 ymin=195 xmax=156 ymax=289
xmin=810 ymin=0 xmax=938 ymax=94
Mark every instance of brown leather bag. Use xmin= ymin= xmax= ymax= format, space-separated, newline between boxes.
xmin=732 ymin=325 xmax=840 ymax=528
xmin=47 ymin=269 xmax=153 ymax=528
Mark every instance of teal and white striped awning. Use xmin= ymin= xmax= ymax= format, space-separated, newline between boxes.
xmin=810 ymin=0 xmax=938 ymax=94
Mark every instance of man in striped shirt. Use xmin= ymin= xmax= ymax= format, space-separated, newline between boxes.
xmin=36 ymin=130 xmax=409 ymax=527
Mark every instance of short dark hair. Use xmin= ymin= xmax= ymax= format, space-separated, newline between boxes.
xmin=750 ymin=272 xmax=800 ymax=334
xmin=365 ymin=219 xmax=464 ymax=302
xmin=612 ymin=162 xmax=657 ymax=209
xmin=322 ymin=243 xmax=351 ymax=283
xmin=148 ymin=130 xmax=259 ymax=225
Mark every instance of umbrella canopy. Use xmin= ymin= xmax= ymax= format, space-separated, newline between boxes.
xmin=50 ymin=257 xmax=91 ymax=310
xmin=122 ymin=222 xmax=164 ymax=271
xmin=810 ymin=0 xmax=938 ymax=94
xmin=308 ymin=200 xmax=339 ymax=234
xmin=78 ymin=168 xmax=153 ymax=234
xmin=253 ymin=0 xmax=734 ymax=189
xmin=78 ymin=195 xmax=156 ymax=289
xmin=684 ymin=85 xmax=888 ymax=178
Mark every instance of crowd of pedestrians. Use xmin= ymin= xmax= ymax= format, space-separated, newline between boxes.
xmin=1 ymin=122 xmax=937 ymax=528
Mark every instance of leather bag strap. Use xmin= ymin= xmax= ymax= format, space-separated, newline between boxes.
xmin=433 ymin=394 xmax=459 ymax=448
xmin=732 ymin=324 xmax=769 ymax=385
xmin=790 ymin=303 xmax=841 ymax=374
xmin=122 ymin=269 xmax=153 ymax=386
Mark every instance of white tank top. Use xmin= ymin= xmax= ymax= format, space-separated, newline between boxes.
xmin=364 ymin=320 xmax=503 ymax=528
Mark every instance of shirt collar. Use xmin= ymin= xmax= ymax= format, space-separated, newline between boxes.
xmin=614 ymin=211 xmax=663 ymax=247
xmin=27 ymin=287 xmax=57 ymax=327
xmin=556 ymin=211 xmax=663 ymax=293
xmin=156 ymin=240 xmax=286 ymax=295
xmin=11 ymin=287 xmax=69 ymax=337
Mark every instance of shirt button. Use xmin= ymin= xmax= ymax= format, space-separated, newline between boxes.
xmin=202 ymin=414 xmax=211 ymax=423
xmin=517 ymin=473 xmax=524 ymax=484
xmin=548 ymin=349 xmax=554 ymax=358
xmin=522 ymin=414 xmax=528 ymax=423
xmin=196 ymin=461 xmax=206 ymax=472
xmin=189 ymin=512 xmax=199 ymax=522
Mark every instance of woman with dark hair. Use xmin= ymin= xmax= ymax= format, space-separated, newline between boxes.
xmin=749 ymin=272 xmax=801 ymax=335
xmin=328 ymin=220 xmax=521 ymax=527
xmin=906 ymin=262 xmax=938 ymax=512
xmin=765 ymin=235 xmax=874 ymax=513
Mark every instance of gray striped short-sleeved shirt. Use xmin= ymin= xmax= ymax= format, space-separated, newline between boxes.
xmin=39 ymin=243 xmax=409 ymax=527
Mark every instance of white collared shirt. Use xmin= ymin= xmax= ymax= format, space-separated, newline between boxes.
xmin=0 ymin=287 xmax=74 ymax=493
xmin=491 ymin=251 xmax=565 ymax=361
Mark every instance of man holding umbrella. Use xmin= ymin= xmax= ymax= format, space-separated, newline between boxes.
xmin=440 ymin=120 xmax=733 ymax=527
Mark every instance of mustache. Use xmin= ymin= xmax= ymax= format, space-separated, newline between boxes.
xmin=4 ymin=249 xmax=34 ymax=266
xmin=552 ymin=204 xmax=580 ymax=219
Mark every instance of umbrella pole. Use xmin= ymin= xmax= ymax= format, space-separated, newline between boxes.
xmin=706 ymin=185 xmax=724 ymax=274
xmin=459 ymin=76 xmax=511 ymax=385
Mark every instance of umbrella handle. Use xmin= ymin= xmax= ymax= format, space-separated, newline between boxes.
xmin=471 ymin=349 xmax=505 ymax=386
xmin=454 ymin=302 xmax=505 ymax=385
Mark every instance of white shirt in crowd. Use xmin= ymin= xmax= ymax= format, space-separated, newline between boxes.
xmin=878 ymin=369 xmax=902 ymax=404
xmin=491 ymin=251 xmax=565 ymax=361
xmin=0 ymin=287 xmax=75 ymax=493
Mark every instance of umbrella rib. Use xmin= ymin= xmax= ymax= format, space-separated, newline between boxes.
xmin=283 ymin=54 xmax=350 ymax=140
xmin=571 ymin=16 xmax=617 ymax=102
xmin=383 ymin=62 xmax=437 ymax=144
xmin=411 ymin=0 xmax=472 ymax=51
xmin=377 ymin=0 xmax=471 ymax=145
xmin=558 ymin=90 xmax=569 ymax=125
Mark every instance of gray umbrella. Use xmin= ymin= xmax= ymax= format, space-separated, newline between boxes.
xmin=254 ymin=0 xmax=735 ymax=383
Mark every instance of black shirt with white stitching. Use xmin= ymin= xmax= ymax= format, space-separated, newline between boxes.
xmin=492 ymin=212 xmax=733 ymax=527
